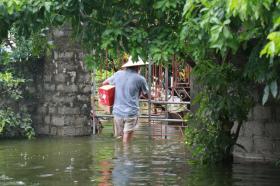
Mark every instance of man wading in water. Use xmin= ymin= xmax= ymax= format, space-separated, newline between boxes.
xmin=103 ymin=56 xmax=148 ymax=143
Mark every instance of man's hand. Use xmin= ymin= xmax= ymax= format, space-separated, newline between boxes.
xmin=102 ymin=79 xmax=110 ymax=86
xmin=140 ymin=93 xmax=150 ymax=99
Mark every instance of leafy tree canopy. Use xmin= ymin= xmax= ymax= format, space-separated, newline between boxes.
xmin=1 ymin=0 xmax=279 ymax=69
xmin=0 ymin=0 xmax=187 ymax=65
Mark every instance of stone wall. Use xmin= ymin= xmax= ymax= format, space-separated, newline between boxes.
xmin=33 ymin=26 xmax=92 ymax=136
xmin=233 ymin=103 xmax=280 ymax=162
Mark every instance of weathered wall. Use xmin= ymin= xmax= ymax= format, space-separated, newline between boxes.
xmin=233 ymin=103 xmax=280 ymax=162
xmin=33 ymin=26 xmax=92 ymax=136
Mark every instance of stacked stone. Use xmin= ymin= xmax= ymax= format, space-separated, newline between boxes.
xmin=34 ymin=26 xmax=92 ymax=136
xmin=233 ymin=104 xmax=280 ymax=162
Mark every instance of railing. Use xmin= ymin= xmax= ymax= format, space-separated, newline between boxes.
xmin=92 ymin=59 xmax=191 ymax=135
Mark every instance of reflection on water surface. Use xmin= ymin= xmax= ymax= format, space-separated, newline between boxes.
xmin=0 ymin=133 xmax=279 ymax=186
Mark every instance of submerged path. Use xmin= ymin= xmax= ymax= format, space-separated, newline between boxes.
xmin=0 ymin=124 xmax=280 ymax=186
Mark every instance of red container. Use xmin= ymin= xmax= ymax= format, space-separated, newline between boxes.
xmin=98 ymin=85 xmax=115 ymax=106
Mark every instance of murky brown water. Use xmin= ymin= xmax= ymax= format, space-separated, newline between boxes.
xmin=0 ymin=126 xmax=279 ymax=186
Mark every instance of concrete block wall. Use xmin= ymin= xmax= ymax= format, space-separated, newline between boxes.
xmin=33 ymin=26 xmax=92 ymax=136
xmin=233 ymin=104 xmax=280 ymax=162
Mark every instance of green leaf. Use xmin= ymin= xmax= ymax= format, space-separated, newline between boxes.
xmin=223 ymin=19 xmax=231 ymax=25
xmin=153 ymin=0 xmax=166 ymax=10
xmin=228 ymin=0 xmax=239 ymax=14
xmin=262 ymin=85 xmax=269 ymax=105
xmin=183 ymin=0 xmax=195 ymax=17
xmin=260 ymin=44 xmax=269 ymax=57
xmin=262 ymin=0 xmax=273 ymax=10
xmin=268 ymin=32 xmax=280 ymax=40
xmin=270 ymin=81 xmax=278 ymax=98
xmin=210 ymin=17 xmax=221 ymax=24
xmin=44 ymin=2 xmax=52 ymax=12
xmin=273 ymin=17 xmax=280 ymax=29
xmin=223 ymin=27 xmax=232 ymax=39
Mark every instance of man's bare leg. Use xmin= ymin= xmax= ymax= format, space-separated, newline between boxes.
xmin=123 ymin=131 xmax=133 ymax=143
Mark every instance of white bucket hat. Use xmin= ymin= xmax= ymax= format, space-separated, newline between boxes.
xmin=122 ymin=56 xmax=147 ymax=68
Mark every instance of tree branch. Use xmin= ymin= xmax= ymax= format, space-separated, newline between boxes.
xmin=233 ymin=121 xmax=242 ymax=143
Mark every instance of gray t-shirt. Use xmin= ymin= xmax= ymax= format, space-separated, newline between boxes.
xmin=108 ymin=69 xmax=148 ymax=117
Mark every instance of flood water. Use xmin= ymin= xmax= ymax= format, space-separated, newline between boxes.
xmin=0 ymin=127 xmax=280 ymax=186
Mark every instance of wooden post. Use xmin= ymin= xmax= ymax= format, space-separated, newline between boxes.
xmin=148 ymin=58 xmax=152 ymax=129
xmin=164 ymin=66 xmax=169 ymax=138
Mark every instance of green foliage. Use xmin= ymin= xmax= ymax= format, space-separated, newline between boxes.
xmin=0 ymin=108 xmax=34 ymax=139
xmin=194 ymin=62 xmax=253 ymax=123
xmin=185 ymin=114 xmax=231 ymax=163
xmin=261 ymin=32 xmax=280 ymax=58
xmin=0 ymin=70 xmax=35 ymax=139
xmin=0 ymin=30 xmax=44 ymax=140
xmin=182 ymin=0 xmax=280 ymax=103
xmin=1 ymin=0 xmax=186 ymax=66
xmin=185 ymin=62 xmax=253 ymax=163
xmin=95 ymin=70 xmax=114 ymax=82
xmin=0 ymin=72 xmax=24 ymax=100
xmin=15 ymin=0 xmax=186 ymax=64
